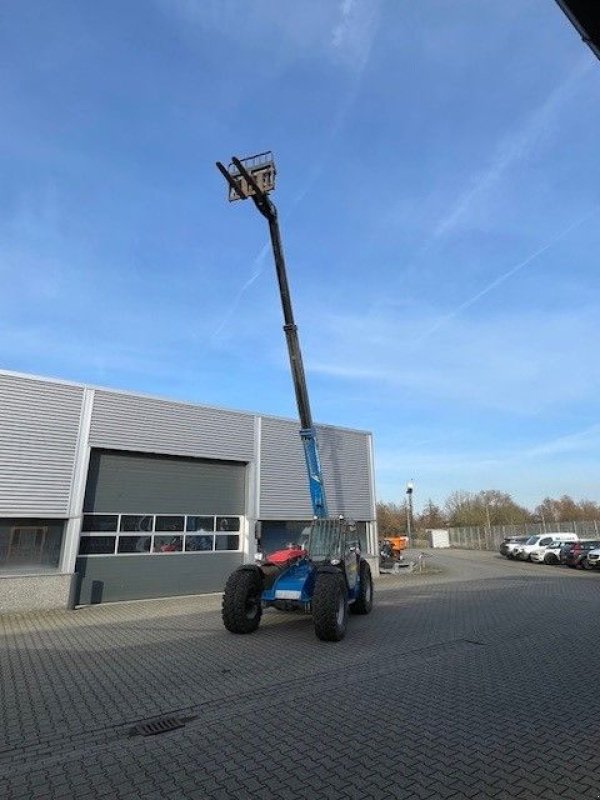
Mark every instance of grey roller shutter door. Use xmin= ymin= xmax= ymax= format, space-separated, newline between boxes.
xmin=84 ymin=450 xmax=246 ymax=514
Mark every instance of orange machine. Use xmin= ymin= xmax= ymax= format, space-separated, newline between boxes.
xmin=380 ymin=536 xmax=408 ymax=560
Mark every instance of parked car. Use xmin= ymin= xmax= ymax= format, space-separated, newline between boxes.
xmin=559 ymin=540 xmax=600 ymax=568
xmin=585 ymin=547 xmax=600 ymax=569
xmin=530 ymin=541 xmax=567 ymax=565
xmin=500 ymin=536 xmax=529 ymax=557
xmin=515 ymin=533 xmax=579 ymax=561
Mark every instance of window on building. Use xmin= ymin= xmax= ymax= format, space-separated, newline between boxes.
xmin=78 ymin=536 xmax=116 ymax=555
xmin=186 ymin=516 xmax=214 ymax=532
xmin=155 ymin=516 xmax=184 ymax=532
xmin=78 ymin=515 xmax=242 ymax=555
xmin=216 ymin=516 xmax=240 ymax=532
xmin=185 ymin=534 xmax=214 ymax=552
xmin=153 ymin=535 xmax=183 ymax=553
xmin=120 ymin=515 xmax=154 ymax=533
xmin=259 ymin=520 xmax=369 ymax=555
xmin=259 ymin=520 xmax=312 ymax=555
xmin=82 ymin=514 xmax=118 ymax=532
xmin=215 ymin=535 xmax=240 ymax=551
xmin=0 ymin=518 xmax=65 ymax=572
xmin=117 ymin=536 xmax=151 ymax=554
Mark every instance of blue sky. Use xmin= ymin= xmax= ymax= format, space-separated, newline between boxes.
xmin=1 ymin=1 xmax=599 ymax=510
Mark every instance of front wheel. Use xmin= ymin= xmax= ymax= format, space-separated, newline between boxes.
xmin=222 ymin=569 xmax=263 ymax=634
xmin=312 ymin=573 xmax=348 ymax=642
xmin=351 ymin=559 xmax=373 ymax=615
xmin=544 ymin=553 xmax=559 ymax=565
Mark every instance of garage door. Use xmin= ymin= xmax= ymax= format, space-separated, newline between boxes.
xmin=75 ymin=449 xmax=247 ymax=604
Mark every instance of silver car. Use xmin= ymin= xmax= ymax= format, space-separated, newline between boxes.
xmin=530 ymin=541 xmax=565 ymax=565
xmin=585 ymin=547 xmax=600 ymax=569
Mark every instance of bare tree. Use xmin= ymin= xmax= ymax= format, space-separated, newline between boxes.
xmin=416 ymin=499 xmax=446 ymax=530
xmin=376 ymin=502 xmax=406 ymax=538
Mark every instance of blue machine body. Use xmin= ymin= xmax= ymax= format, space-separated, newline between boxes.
xmin=261 ymin=553 xmax=361 ymax=609
xmin=300 ymin=426 xmax=328 ymax=520
xmin=261 ymin=560 xmax=314 ymax=606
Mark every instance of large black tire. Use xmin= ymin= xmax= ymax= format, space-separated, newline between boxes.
xmin=544 ymin=553 xmax=559 ymax=565
xmin=312 ymin=572 xmax=348 ymax=642
xmin=222 ymin=569 xmax=263 ymax=634
xmin=351 ymin=559 xmax=373 ymax=615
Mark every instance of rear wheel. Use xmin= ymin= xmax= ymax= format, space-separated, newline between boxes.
xmin=351 ymin=559 xmax=373 ymax=615
xmin=312 ymin=573 xmax=348 ymax=642
xmin=222 ymin=569 xmax=263 ymax=634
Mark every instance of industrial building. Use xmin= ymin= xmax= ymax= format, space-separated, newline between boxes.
xmin=0 ymin=370 xmax=377 ymax=613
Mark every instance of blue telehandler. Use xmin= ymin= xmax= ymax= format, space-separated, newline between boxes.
xmin=216 ymin=152 xmax=373 ymax=641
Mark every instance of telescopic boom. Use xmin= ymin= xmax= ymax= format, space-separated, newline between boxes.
xmin=216 ymin=153 xmax=328 ymax=518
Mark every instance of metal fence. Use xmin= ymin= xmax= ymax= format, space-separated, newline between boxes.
xmin=449 ymin=520 xmax=600 ymax=551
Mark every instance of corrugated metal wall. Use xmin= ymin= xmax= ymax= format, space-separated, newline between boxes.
xmin=259 ymin=417 xmax=312 ymax=519
xmin=318 ymin=425 xmax=374 ymax=520
xmin=0 ymin=374 xmax=83 ymax=516
xmin=0 ymin=372 xmax=374 ymax=525
xmin=90 ymin=390 xmax=255 ymax=462
xmin=259 ymin=417 xmax=373 ymax=520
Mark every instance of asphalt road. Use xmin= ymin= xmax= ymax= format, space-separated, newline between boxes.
xmin=1 ymin=549 xmax=599 ymax=799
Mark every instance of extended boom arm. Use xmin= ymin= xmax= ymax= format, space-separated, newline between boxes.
xmin=216 ymin=154 xmax=328 ymax=518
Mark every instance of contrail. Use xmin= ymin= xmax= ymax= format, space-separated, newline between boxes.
xmin=412 ymin=206 xmax=599 ymax=344
xmin=210 ymin=1 xmax=381 ymax=343
xmin=398 ymin=56 xmax=593 ymax=285
xmin=210 ymin=241 xmax=271 ymax=341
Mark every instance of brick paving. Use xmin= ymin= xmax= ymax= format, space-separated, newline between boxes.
xmin=1 ymin=550 xmax=599 ymax=799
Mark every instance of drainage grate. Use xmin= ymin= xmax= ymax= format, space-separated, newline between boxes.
xmin=131 ymin=716 xmax=186 ymax=737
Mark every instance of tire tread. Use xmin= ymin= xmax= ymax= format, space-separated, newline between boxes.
xmin=351 ymin=559 xmax=373 ymax=615
xmin=312 ymin=572 xmax=347 ymax=642
xmin=222 ymin=569 xmax=263 ymax=634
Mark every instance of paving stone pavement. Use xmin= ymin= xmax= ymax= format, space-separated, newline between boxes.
xmin=1 ymin=550 xmax=599 ymax=799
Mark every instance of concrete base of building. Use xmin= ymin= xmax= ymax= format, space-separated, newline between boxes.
xmin=364 ymin=554 xmax=380 ymax=577
xmin=0 ymin=572 xmax=75 ymax=614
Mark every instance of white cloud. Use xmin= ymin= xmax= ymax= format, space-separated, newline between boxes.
xmin=330 ymin=0 xmax=381 ymax=70
xmin=306 ymin=304 xmax=600 ymax=414
xmin=524 ymin=425 xmax=600 ymax=458
xmin=416 ymin=205 xmax=599 ymax=342
xmin=157 ymin=0 xmax=381 ymax=72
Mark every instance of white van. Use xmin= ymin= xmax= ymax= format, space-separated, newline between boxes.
xmin=515 ymin=533 xmax=578 ymax=561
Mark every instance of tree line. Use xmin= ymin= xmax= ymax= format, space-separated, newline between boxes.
xmin=377 ymin=491 xmax=600 ymax=537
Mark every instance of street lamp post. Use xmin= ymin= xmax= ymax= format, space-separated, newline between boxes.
xmin=406 ymin=482 xmax=414 ymax=549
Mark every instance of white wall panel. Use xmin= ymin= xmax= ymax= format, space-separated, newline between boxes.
xmin=90 ymin=391 xmax=254 ymax=461
xmin=0 ymin=374 xmax=83 ymax=515
xmin=259 ymin=417 xmax=373 ymax=521
xmin=0 ymin=372 xmax=375 ymax=527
